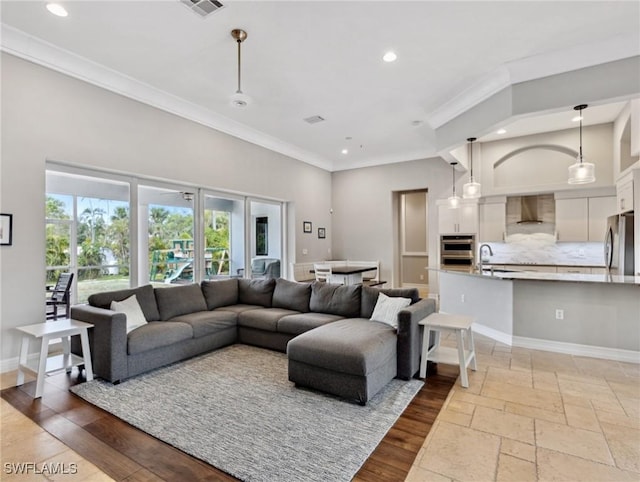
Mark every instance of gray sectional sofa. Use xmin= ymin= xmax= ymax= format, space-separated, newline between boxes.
xmin=71 ymin=278 xmax=436 ymax=403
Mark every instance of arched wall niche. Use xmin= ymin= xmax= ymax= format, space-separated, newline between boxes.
xmin=493 ymin=144 xmax=578 ymax=188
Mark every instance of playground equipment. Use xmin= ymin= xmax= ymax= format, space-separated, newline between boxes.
xmin=150 ymin=241 xmax=229 ymax=283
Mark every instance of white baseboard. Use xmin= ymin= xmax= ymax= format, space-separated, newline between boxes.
xmin=1 ymin=353 xmax=41 ymax=374
xmin=472 ymin=323 xmax=513 ymax=346
xmin=1 ymin=341 xmax=64 ymax=374
xmin=512 ymin=336 xmax=640 ymax=364
xmin=470 ymin=324 xmax=639 ymax=364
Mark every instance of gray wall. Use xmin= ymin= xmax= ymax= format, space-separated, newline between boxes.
xmin=513 ymin=280 xmax=640 ymax=352
xmin=331 ymin=158 xmax=452 ymax=287
xmin=0 ymin=53 xmax=332 ymax=364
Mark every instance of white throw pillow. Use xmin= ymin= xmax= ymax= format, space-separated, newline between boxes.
xmin=111 ymin=294 xmax=148 ymax=333
xmin=370 ymin=292 xmax=411 ymax=329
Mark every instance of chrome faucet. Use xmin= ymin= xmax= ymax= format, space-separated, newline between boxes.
xmin=477 ymin=244 xmax=494 ymax=271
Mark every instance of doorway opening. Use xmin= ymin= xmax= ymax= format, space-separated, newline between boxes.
xmin=397 ymin=189 xmax=429 ymax=297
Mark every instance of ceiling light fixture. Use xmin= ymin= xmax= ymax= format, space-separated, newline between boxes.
xmin=46 ymin=3 xmax=68 ymax=17
xmin=572 ymin=115 xmax=582 ymax=122
xmin=382 ymin=51 xmax=397 ymax=62
xmin=448 ymin=162 xmax=461 ymax=209
xmin=496 ymin=128 xmax=506 ymax=134
xmin=230 ymin=29 xmax=251 ymax=108
xmin=568 ymin=104 xmax=595 ymax=185
xmin=341 ymin=149 xmax=348 ymax=155
xmin=462 ymin=137 xmax=481 ymax=199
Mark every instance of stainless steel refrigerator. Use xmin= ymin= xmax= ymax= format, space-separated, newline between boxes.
xmin=605 ymin=213 xmax=635 ymax=275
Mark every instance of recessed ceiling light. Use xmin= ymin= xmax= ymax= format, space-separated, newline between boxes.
xmin=496 ymin=128 xmax=507 ymax=134
xmin=46 ymin=3 xmax=68 ymax=17
xmin=411 ymin=120 xmax=423 ymax=127
xmin=572 ymin=115 xmax=583 ymax=122
xmin=382 ymin=51 xmax=397 ymax=63
xmin=341 ymin=149 xmax=349 ymax=155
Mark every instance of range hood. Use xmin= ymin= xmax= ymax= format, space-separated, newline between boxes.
xmin=506 ymin=194 xmax=556 ymax=236
xmin=518 ymin=196 xmax=544 ymax=224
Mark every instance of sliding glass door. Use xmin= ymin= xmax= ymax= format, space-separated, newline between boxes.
xmin=46 ymin=171 xmax=130 ymax=302
xmin=247 ymin=200 xmax=283 ymax=279
xmin=139 ymin=185 xmax=195 ymax=285
xmin=46 ymin=166 xmax=288 ymax=291
xmin=203 ymin=193 xmax=245 ymax=279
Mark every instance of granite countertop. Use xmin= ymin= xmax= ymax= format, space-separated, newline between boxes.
xmin=431 ymin=268 xmax=640 ymax=285
xmin=484 ymin=262 xmax=606 ymax=268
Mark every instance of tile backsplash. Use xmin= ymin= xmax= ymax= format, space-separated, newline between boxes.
xmin=478 ymin=234 xmax=604 ymax=266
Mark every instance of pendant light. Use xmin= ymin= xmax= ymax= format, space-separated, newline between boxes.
xmin=448 ymin=162 xmax=461 ymax=209
xmin=568 ymin=104 xmax=595 ymax=184
xmin=230 ymin=29 xmax=251 ymax=108
xmin=462 ymin=137 xmax=481 ymax=198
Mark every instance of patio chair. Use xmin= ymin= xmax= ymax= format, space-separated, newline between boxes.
xmin=46 ymin=272 xmax=74 ymax=320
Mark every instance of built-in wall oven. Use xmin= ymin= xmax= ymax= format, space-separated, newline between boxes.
xmin=440 ymin=235 xmax=476 ymax=271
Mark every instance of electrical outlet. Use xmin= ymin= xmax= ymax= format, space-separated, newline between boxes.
xmin=302 ymin=249 xmax=308 ymax=255
xmin=419 ymin=274 xmax=424 ymax=280
xmin=555 ymin=309 xmax=564 ymax=320
xmin=461 ymin=294 xmax=465 ymax=303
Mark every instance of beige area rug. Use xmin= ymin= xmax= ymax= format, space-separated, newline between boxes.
xmin=71 ymin=344 xmax=423 ymax=482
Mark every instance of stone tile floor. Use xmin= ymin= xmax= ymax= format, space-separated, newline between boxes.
xmin=2 ymin=333 xmax=639 ymax=481
xmin=407 ymin=333 xmax=640 ymax=481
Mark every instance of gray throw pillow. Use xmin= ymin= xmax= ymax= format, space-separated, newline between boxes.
xmin=272 ymin=278 xmax=311 ymax=312
xmin=155 ymin=284 xmax=208 ymax=321
xmin=88 ymin=284 xmax=160 ymax=321
xmin=238 ymin=278 xmax=276 ymax=307
xmin=309 ymin=282 xmax=361 ymax=318
xmin=201 ymin=278 xmax=239 ymax=310
xmin=360 ymin=286 xmax=420 ymax=319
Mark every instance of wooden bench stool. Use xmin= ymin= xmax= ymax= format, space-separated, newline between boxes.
xmin=419 ymin=312 xmax=477 ymax=388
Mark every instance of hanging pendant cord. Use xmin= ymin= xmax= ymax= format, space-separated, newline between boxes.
xmin=452 ymin=165 xmax=456 ymax=196
xmin=469 ymin=142 xmax=473 ymax=179
xmin=579 ymin=115 xmax=583 ymax=164
xmin=236 ymin=40 xmax=242 ymax=94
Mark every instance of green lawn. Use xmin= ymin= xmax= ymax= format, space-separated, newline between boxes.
xmin=77 ymin=277 xmax=131 ymax=303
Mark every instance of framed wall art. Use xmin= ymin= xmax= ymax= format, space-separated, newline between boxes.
xmin=0 ymin=213 xmax=13 ymax=246
xmin=318 ymin=227 xmax=326 ymax=239
xmin=303 ymin=221 xmax=312 ymax=233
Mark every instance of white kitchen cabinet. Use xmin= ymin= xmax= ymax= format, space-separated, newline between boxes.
xmin=617 ymin=174 xmax=634 ymax=213
xmin=438 ymin=201 xmax=478 ymax=235
xmin=587 ymin=196 xmax=616 ymax=242
xmin=555 ymin=198 xmax=588 ymax=241
xmin=479 ymin=202 xmax=506 ymax=242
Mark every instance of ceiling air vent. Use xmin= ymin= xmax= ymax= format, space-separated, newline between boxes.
xmin=180 ymin=0 xmax=224 ymax=18
xmin=304 ymin=115 xmax=325 ymax=124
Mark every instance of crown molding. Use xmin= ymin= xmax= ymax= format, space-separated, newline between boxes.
xmin=0 ymin=24 xmax=334 ymax=172
xmin=427 ymin=33 xmax=640 ymax=130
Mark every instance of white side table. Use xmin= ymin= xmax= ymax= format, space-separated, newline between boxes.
xmin=16 ymin=318 xmax=94 ymax=398
xmin=419 ymin=312 xmax=477 ymax=388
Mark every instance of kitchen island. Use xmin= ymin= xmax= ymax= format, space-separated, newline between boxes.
xmin=433 ymin=268 xmax=640 ymax=363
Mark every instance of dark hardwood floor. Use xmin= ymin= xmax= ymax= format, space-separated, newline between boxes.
xmin=2 ymin=361 xmax=457 ymax=481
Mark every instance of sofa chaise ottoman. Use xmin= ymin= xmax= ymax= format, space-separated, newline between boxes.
xmin=287 ymin=318 xmax=397 ymax=405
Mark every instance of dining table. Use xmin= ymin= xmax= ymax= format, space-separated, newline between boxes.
xmin=324 ymin=265 xmax=378 ymax=285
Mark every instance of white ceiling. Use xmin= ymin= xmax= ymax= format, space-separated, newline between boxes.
xmin=1 ymin=1 xmax=639 ymax=171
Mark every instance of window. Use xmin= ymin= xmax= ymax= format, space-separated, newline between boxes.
xmin=46 ymin=165 xmax=286 ymax=291
xmin=203 ymin=193 xmax=244 ymax=279
xmin=140 ymin=186 xmax=194 ymax=285
xmin=46 ymin=171 xmax=130 ymax=302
